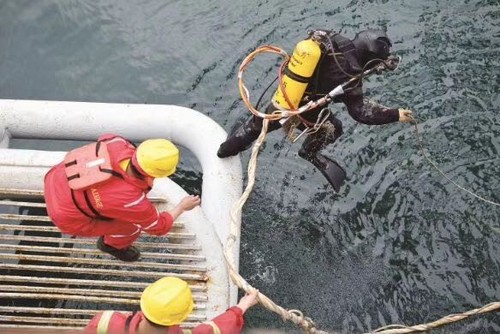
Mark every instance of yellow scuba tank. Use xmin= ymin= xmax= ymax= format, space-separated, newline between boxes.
xmin=272 ymin=38 xmax=322 ymax=110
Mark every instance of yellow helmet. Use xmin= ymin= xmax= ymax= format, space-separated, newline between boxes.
xmin=133 ymin=139 xmax=179 ymax=178
xmin=140 ymin=277 xmax=194 ymax=326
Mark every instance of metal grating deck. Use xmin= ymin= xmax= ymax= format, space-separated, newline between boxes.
xmin=0 ymin=188 xmax=209 ymax=331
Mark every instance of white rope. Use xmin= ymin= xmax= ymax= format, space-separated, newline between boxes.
xmin=223 ymin=119 xmax=329 ymax=334
xmin=220 ymin=112 xmax=499 ymax=334
xmin=410 ymin=116 xmax=499 ymax=207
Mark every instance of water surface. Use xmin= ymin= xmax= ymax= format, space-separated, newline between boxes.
xmin=0 ymin=0 xmax=499 ymax=333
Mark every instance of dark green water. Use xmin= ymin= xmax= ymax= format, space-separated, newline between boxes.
xmin=0 ymin=0 xmax=499 ymax=333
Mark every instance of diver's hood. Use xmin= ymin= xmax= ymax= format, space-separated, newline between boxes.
xmin=352 ymin=29 xmax=392 ymax=66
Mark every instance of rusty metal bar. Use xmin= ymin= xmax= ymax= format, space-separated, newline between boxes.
xmin=0 ymin=324 xmax=83 ymax=331
xmin=0 ymin=218 xmax=185 ymax=229
xmin=0 ymin=285 xmax=143 ymax=299
xmin=0 ymin=234 xmax=201 ymax=250
xmin=0 ymin=315 xmax=89 ymax=326
xmin=0 ymin=275 xmax=207 ymax=292
xmin=0 ymin=224 xmax=196 ymax=239
xmin=0 ymin=200 xmax=46 ymax=208
xmin=0 ymin=263 xmax=206 ymax=281
xmin=0 ymin=307 xmax=207 ymax=321
xmin=0 ymin=188 xmax=167 ymax=202
xmin=0 ymin=306 xmax=98 ymax=316
xmin=0 ymin=323 xmax=200 ymax=330
xmin=0 ymin=285 xmax=208 ymax=301
xmin=0 ymin=253 xmax=207 ymax=272
xmin=0 ymin=244 xmax=205 ymax=261
xmin=0 ymin=315 xmax=205 ymax=328
xmin=0 ymin=293 xmax=139 ymax=305
xmin=0 ymin=213 xmax=51 ymax=222
xmin=0 ymin=188 xmax=44 ymax=197
xmin=0 ymin=293 xmax=207 ymax=310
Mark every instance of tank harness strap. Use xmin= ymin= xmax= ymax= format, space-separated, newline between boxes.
xmin=95 ymin=140 xmax=124 ymax=178
xmin=97 ymin=311 xmax=114 ymax=334
xmin=124 ymin=311 xmax=137 ymax=333
xmin=283 ymin=66 xmax=310 ymax=84
xmin=83 ymin=190 xmax=113 ymax=221
xmin=70 ymin=187 xmax=115 ymax=222
xmin=70 ymin=189 xmax=96 ymax=220
xmin=64 ymin=160 xmax=78 ymax=181
xmin=331 ymin=34 xmax=362 ymax=73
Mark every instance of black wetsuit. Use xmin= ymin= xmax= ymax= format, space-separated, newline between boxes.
xmin=218 ymin=33 xmax=399 ymax=159
xmin=217 ymin=32 xmax=400 ymax=190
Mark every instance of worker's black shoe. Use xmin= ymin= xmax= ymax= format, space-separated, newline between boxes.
xmin=97 ymin=237 xmax=140 ymax=262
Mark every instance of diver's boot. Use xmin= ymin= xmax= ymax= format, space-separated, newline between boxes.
xmin=97 ymin=237 xmax=140 ymax=262
xmin=299 ymin=148 xmax=346 ymax=193
xmin=308 ymin=153 xmax=346 ymax=193
xmin=217 ymin=118 xmax=260 ymax=158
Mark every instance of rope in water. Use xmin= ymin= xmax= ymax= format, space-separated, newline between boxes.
xmin=223 ymin=119 xmax=329 ymax=334
xmin=221 ymin=117 xmax=499 ymax=333
xmin=221 ymin=116 xmax=500 ymax=333
xmin=226 ymin=44 xmax=498 ymax=333
xmin=371 ymin=302 xmax=500 ymax=333
xmin=409 ymin=115 xmax=499 ymax=207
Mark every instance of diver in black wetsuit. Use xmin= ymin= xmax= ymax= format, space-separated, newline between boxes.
xmin=217 ymin=29 xmax=413 ymax=192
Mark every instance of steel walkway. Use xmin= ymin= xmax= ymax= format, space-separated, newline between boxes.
xmin=0 ymin=188 xmax=209 ymax=331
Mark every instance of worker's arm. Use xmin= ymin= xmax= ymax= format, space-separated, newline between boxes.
xmin=191 ymin=290 xmax=259 ymax=334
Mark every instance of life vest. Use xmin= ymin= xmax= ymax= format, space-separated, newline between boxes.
xmin=64 ymin=137 xmax=129 ymax=221
xmin=96 ymin=311 xmax=221 ymax=334
xmin=64 ymin=140 xmax=122 ymax=191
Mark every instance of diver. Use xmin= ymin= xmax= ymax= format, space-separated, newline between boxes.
xmin=217 ymin=29 xmax=413 ymax=192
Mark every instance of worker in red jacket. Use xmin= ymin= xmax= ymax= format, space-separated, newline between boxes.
xmin=44 ymin=134 xmax=200 ymax=262
xmin=85 ymin=276 xmax=259 ymax=334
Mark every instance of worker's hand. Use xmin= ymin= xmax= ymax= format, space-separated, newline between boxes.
xmin=179 ymin=195 xmax=200 ymax=211
xmin=168 ymin=195 xmax=200 ymax=221
xmin=398 ymin=108 xmax=414 ymax=123
xmin=236 ymin=289 xmax=259 ymax=314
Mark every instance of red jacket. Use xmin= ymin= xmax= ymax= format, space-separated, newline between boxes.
xmin=84 ymin=307 xmax=244 ymax=334
xmin=44 ymin=134 xmax=173 ymax=236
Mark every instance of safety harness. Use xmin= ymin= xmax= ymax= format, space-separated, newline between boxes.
xmin=295 ymin=30 xmax=362 ymax=129
xmin=64 ymin=136 xmax=134 ymax=221
xmin=328 ymin=33 xmax=362 ymax=74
